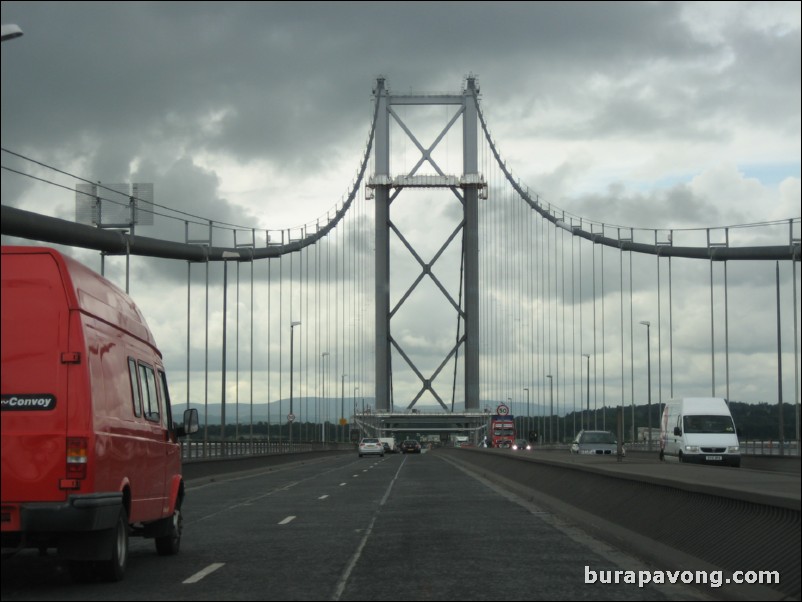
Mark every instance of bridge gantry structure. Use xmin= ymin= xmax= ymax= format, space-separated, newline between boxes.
xmin=2 ymin=76 xmax=800 ymax=447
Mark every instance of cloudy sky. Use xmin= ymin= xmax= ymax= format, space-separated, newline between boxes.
xmin=2 ymin=2 xmax=800 ymax=425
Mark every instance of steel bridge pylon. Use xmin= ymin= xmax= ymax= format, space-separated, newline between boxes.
xmin=369 ymin=77 xmax=486 ymax=413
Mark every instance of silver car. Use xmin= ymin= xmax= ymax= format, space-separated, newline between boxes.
xmin=358 ymin=437 xmax=385 ymax=458
xmin=570 ymin=430 xmax=625 ymax=456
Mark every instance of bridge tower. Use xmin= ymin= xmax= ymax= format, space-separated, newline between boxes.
xmin=370 ymin=77 xmax=485 ymax=412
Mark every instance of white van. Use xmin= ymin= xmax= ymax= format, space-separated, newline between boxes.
xmin=379 ymin=437 xmax=397 ymax=453
xmin=660 ymin=398 xmax=740 ymax=467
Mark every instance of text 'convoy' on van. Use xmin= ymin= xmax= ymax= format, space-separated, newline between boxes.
xmin=1 ymin=246 xmax=199 ymax=581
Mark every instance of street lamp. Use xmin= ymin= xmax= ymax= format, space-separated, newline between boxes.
xmin=289 ymin=321 xmax=301 ymax=445
xmin=523 ymin=388 xmax=530 ymax=443
xmin=1 ymin=24 xmax=24 ymax=42
xmin=640 ymin=321 xmax=652 ymax=451
xmin=341 ymin=374 xmax=347 ymax=443
xmin=546 ymin=376 xmax=553 ymax=444
xmin=583 ymin=354 xmax=590 ymax=431
xmin=321 ymin=352 xmax=329 ymax=443
xmin=354 ymin=386 xmax=360 ymax=433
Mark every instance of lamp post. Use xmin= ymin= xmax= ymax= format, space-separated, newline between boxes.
xmin=289 ymin=321 xmax=301 ymax=445
xmin=523 ymin=388 xmax=530 ymax=443
xmin=546 ymin=376 xmax=553 ymax=444
xmin=321 ymin=352 xmax=329 ymax=443
xmin=583 ymin=354 xmax=590 ymax=431
xmin=341 ymin=374 xmax=347 ymax=443
xmin=354 ymin=386 xmax=359 ymax=436
xmin=640 ymin=321 xmax=652 ymax=451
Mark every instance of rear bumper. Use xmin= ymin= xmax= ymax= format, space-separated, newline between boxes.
xmin=2 ymin=492 xmax=122 ymax=536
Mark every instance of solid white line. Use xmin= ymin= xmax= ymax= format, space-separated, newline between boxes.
xmin=183 ymin=562 xmax=225 ymax=584
xmin=279 ymin=515 xmax=296 ymax=525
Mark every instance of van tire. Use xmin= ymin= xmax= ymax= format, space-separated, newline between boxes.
xmin=101 ymin=508 xmax=129 ymax=581
xmin=70 ymin=509 xmax=129 ymax=582
xmin=155 ymin=507 xmax=182 ymax=556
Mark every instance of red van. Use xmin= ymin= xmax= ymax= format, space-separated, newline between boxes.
xmin=1 ymin=246 xmax=198 ymax=581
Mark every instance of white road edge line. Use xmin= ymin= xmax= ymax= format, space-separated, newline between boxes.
xmin=183 ymin=562 xmax=225 ymax=584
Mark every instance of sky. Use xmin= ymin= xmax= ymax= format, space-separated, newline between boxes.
xmin=1 ymin=2 xmax=800 ymax=425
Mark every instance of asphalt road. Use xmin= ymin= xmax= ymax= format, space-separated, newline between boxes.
xmin=1 ymin=450 xmax=710 ymax=601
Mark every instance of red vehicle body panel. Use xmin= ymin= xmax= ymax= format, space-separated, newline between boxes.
xmin=1 ymin=246 xmax=183 ymax=561
xmin=490 ymin=416 xmax=516 ymax=448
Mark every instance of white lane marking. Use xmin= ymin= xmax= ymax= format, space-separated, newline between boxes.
xmin=319 ymin=494 xmax=330 ymax=500
xmin=332 ymin=457 xmax=407 ymax=600
xmin=279 ymin=515 xmax=296 ymax=525
xmin=339 ymin=482 xmax=347 ymax=486
xmin=183 ymin=562 xmax=225 ymax=584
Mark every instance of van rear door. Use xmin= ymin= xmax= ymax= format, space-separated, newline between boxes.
xmin=1 ymin=250 xmax=73 ymax=504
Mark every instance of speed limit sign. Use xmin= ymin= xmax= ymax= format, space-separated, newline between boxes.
xmin=288 ymin=413 xmax=296 ymax=422
xmin=496 ymin=404 xmax=509 ymax=416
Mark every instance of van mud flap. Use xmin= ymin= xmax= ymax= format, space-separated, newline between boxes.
xmin=58 ymin=525 xmax=119 ymax=561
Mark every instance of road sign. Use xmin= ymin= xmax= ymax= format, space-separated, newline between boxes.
xmin=339 ymin=418 xmax=348 ymax=426
xmin=496 ymin=404 xmax=510 ymax=416
xmin=288 ymin=413 xmax=296 ymax=422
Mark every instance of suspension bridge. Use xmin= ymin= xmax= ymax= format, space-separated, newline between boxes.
xmin=3 ymin=76 xmax=799 ymax=449
xmin=2 ymin=76 xmax=801 ymax=600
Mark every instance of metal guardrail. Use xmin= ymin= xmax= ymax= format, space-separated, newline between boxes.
xmin=181 ymin=439 xmax=353 ymax=461
xmin=624 ymin=440 xmax=800 ymax=456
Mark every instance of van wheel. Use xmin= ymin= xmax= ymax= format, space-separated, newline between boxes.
xmin=155 ymin=507 xmax=182 ymax=556
xmin=99 ymin=508 xmax=129 ymax=581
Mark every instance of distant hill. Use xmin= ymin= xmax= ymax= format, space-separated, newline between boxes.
xmin=182 ymin=397 xmax=798 ymax=442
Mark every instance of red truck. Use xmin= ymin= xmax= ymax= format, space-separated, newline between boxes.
xmin=1 ymin=246 xmax=198 ymax=581
xmin=489 ymin=405 xmax=516 ymax=448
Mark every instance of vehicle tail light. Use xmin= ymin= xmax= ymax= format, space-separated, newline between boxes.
xmin=66 ymin=437 xmax=88 ymax=479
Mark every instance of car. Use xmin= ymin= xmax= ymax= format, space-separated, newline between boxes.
xmin=512 ymin=439 xmax=532 ymax=451
xmin=570 ymin=430 xmax=625 ymax=456
xmin=400 ymin=439 xmax=421 ymax=454
xmin=358 ymin=437 xmax=384 ymax=457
